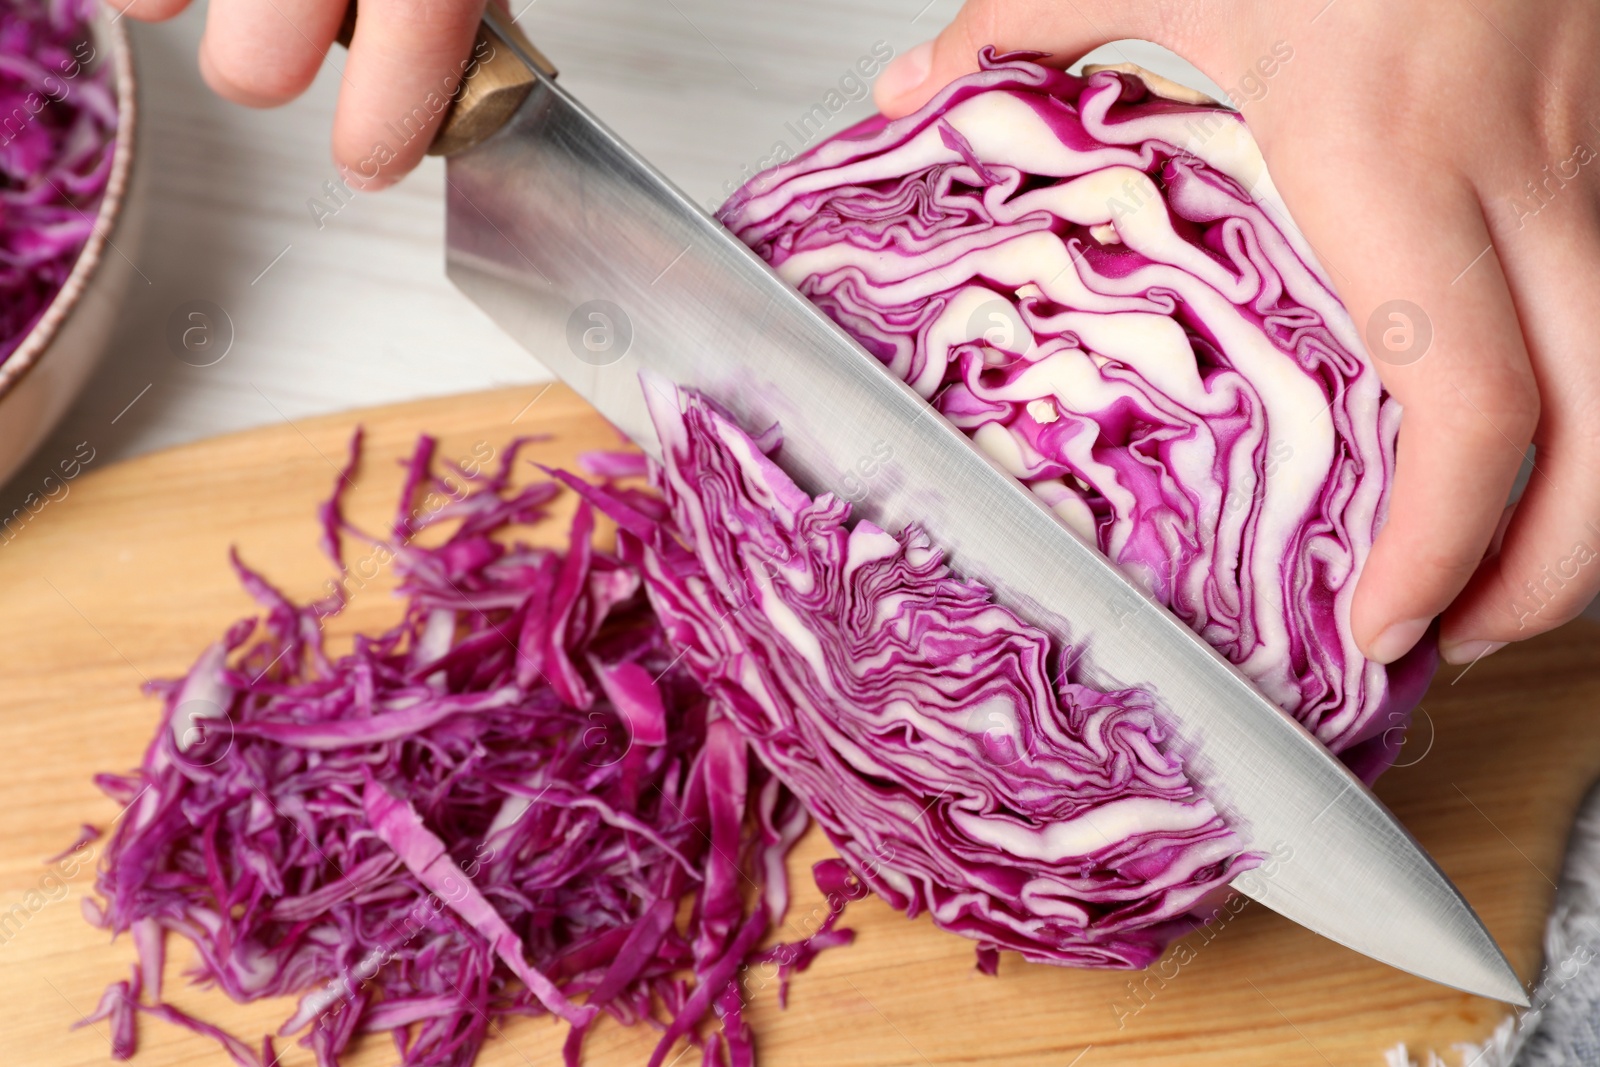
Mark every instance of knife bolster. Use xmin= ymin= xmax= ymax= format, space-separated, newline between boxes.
xmin=335 ymin=3 xmax=557 ymax=159
xmin=428 ymin=15 xmax=556 ymax=157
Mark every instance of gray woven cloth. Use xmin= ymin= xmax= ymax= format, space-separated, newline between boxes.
xmin=1507 ymin=775 xmax=1600 ymax=1067
xmin=1390 ymin=778 xmax=1600 ymax=1067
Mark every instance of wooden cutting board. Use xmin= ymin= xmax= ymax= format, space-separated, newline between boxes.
xmin=2 ymin=383 xmax=1597 ymax=1067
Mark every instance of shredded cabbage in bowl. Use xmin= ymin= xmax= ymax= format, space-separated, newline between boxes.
xmin=0 ymin=0 xmax=118 ymax=364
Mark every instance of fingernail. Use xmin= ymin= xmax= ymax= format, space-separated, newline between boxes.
xmin=1440 ymin=639 xmax=1507 ymax=666
xmin=876 ymin=40 xmax=933 ymax=104
xmin=339 ymin=162 xmax=389 ymax=194
xmin=1366 ymin=617 xmax=1431 ymax=665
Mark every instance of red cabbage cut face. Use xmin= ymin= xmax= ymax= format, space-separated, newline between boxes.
xmin=609 ymin=386 xmax=1253 ymax=969
xmin=719 ymin=51 xmax=1434 ymax=778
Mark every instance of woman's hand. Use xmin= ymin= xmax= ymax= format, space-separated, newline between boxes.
xmin=116 ymin=0 xmax=488 ymax=189
xmin=876 ymin=0 xmax=1600 ymax=667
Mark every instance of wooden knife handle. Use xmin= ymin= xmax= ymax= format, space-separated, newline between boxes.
xmin=335 ymin=2 xmax=557 ymax=158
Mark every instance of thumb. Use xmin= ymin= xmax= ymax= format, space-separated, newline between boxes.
xmin=874 ymin=0 xmax=1166 ymax=117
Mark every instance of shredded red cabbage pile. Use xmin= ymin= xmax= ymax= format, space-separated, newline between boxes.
xmin=0 ymin=0 xmax=117 ymax=362
xmin=81 ymin=434 xmax=847 ymax=1067
xmin=719 ymin=51 xmax=1435 ymax=781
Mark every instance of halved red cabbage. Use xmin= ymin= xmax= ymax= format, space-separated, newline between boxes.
xmin=719 ymin=50 xmax=1435 ymax=779
xmin=83 ymin=434 xmax=844 ymax=1067
xmin=0 ymin=0 xmax=117 ymax=362
xmin=579 ymin=385 xmax=1251 ymax=969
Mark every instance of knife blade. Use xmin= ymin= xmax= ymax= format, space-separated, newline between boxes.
xmin=443 ymin=9 xmax=1527 ymax=1006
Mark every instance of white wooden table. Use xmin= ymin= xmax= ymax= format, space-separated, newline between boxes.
xmin=20 ymin=0 xmax=979 ymax=478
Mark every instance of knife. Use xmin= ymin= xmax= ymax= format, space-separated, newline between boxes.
xmin=419 ymin=8 xmax=1527 ymax=1006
